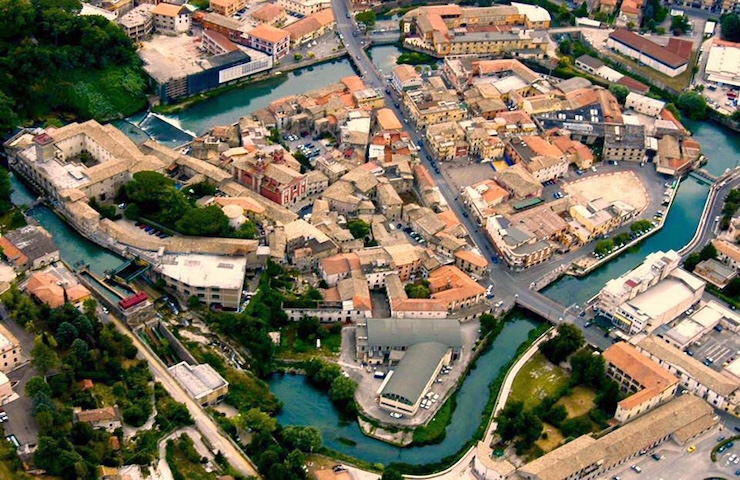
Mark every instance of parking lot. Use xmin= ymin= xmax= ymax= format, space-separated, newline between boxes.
xmin=688 ymin=326 xmax=740 ymax=372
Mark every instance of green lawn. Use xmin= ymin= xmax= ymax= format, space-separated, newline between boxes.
xmin=536 ymin=422 xmax=565 ymax=453
xmin=555 ymin=385 xmax=596 ymax=418
xmin=276 ymin=324 xmax=342 ymax=359
xmin=507 ymin=352 xmax=569 ymax=411
xmin=413 ymin=396 xmax=454 ymax=445
xmin=168 ymin=436 xmax=218 ymax=480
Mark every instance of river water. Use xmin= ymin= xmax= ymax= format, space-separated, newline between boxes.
xmin=8 ymin=47 xmax=738 ymax=466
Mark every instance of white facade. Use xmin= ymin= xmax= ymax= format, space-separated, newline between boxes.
xmin=625 ymin=92 xmax=666 ymax=117
xmin=153 ymin=7 xmax=191 ymax=35
xmin=277 ymin=0 xmax=330 ymax=15
xmin=606 ymin=37 xmax=688 ymax=77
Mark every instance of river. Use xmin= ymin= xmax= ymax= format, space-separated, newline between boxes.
xmin=7 ymin=46 xmax=738 ymax=467
xmin=268 ymin=315 xmax=538 ymax=465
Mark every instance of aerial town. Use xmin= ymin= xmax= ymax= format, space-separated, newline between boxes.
xmin=0 ymin=0 xmax=739 ymax=479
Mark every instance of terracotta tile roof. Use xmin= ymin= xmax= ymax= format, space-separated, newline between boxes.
xmin=0 ymin=237 xmax=28 ymax=268
xmin=341 ymin=76 xmax=366 ymax=93
xmin=376 ymin=108 xmax=403 ymax=130
xmin=251 ymin=3 xmax=284 ymax=22
xmin=617 ymin=75 xmax=650 ymax=94
xmin=609 ymin=29 xmax=690 ymax=68
xmin=26 ymin=272 xmax=65 ymax=308
xmin=604 ymin=342 xmax=678 ymax=410
xmin=76 ymin=406 xmax=120 ymax=424
xmin=454 ymin=249 xmax=488 ymax=268
xmin=152 ymin=3 xmax=186 ymax=17
xmin=713 ymin=239 xmax=740 ymax=263
xmin=247 ymin=24 xmax=289 ymax=43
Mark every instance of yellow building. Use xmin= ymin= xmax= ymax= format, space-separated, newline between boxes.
xmin=403 ymin=79 xmax=467 ymax=129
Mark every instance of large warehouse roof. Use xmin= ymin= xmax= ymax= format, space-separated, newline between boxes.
xmin=381 ymin=342 xmax=449 ymax=406
xmin=366 ymin=318 xmax=462 ymax=348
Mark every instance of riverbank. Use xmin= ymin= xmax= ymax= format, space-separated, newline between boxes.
xmin=152 ymin=52 xmax=350 ymax=116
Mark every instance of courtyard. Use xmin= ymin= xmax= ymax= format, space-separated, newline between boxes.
xmin=562 ymin=170 xmax=648 ymax=214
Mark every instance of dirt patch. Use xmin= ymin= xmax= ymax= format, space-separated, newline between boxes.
xmin=445 ymin=162 xmax=497 ymax=192
xmin=555 ymin=385 xmax=596 ymax=418
xmin=536 ymin=423 xmax=565 ymax=453
xmin=562 ymin=171 xmax=648 ymax=213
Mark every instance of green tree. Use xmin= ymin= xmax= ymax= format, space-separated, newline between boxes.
xmin=25 ymin=376 xmax=51 ymax=398
xmin=670 ymin=14 xmax=690 ymax=35
xmin=0 ymin=167 xmax=12 ymax=216
xmin=558 ymin=38 xmax=572 ymax=55
xmin=559 ymin=415 xmax=593 ymax=437
xmin=405 ymin=282 xmax=431 ymax=298
xmin=630 ymin=219 xmax=653 ymax=233
xmin=236 ymin=407 xmax=278 ymax=434
xmin=539 ymin=324 xmax=585 ymax=364
xmin=188 ymin=295 xmax=201 ymax=309
xmin=570 ymin=348 xmax=606 ymax=387
xmin=175 ymin=205 xmax=230 ymax=237
xmin=31 ymin=337 xmax=60 ymax=379
xmin=329 ymin=375 xmax=357 ymax=403
xmin=721 ymin=12 xmax=740 ymax=42
xmin=55 ymin=321 xmax=79 ymax=348
xmin=594 ymin=239 xmax=615 ymax=256
xmin=677 ymin=91 xmax=708 ymax=120
xmin=543 ymin=404 xmax=568 ymax=427
xmin=348 ymin=219 xmax=371 ymax=240
xmin=355 ymin=10 xmax=376 ymax=27
xmin=382 ymin=469 xmax=405 ymax=480
xmin=608 ymin=84 xmax=630 ymax=104
xmin=574 ymin=2 xmax=589 ymax=17
xmin=281 ymin=425 xmax=323 ymax=453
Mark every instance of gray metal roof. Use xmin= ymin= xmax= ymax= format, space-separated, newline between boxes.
xmin=381 ymin=342 xmax=449 ymax=406
xmin=366 ymin=318 xmax=462 ymax=348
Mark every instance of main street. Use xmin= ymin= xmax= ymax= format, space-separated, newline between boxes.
xmin=682 ymin=171 xmax=740 ymax=255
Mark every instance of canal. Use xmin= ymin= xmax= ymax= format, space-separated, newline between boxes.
xmin=268 ymin=315 xmax=538 ymax=465
xmin=8 ymin=47 xmax=737 ymax=467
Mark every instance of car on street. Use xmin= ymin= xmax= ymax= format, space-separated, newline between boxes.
xmin=631 ymin=465 xmax=641 ymax=472
xmin=687 ymin=445 xmax=696 ymax=453
xmin=389 ymin=412 xmax=403 ymax=419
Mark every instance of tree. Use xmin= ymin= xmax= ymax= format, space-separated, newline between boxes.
xmin=56 ymin=321 xmax=79 ymax=348
xmin=480 ymin=313 xmax=498 ymax=335
xmin=31 ymin=337 xmax=60 ymax=379
xmin=594 ymin=239 xmax=615 ymax=256
xmin=558 ymin=38 xmax=572 ymax=55
xmin=293 ymin=53 xmax=303 ymax=62
xmin=574 ymin=2 xmax=589 ymax=17
xmin=559 ymin=415 xmax=593 ymax=437
xmin=405 ymin=282 xmax=431 ymax=298
xmin=671 ymin=14 xmax=690 ymax=35
xmin=608 ymin=84 xmax=630 ymax=104
xmin=382 ymin=469 xmax=405 ymax=480
xmin=570 ymin=348 xmax=606 ymax=387
xmin=595 ymin=379 xmax=621 ymax=414
xmin=281 ymin=425 xmax=323 ymax=453
xmin=613 ymin=232 xmax=631 ymax=246
xmin=355 ymin=10 xmax=376 ymax=27
xmin=348 ymin=219 xmax=371 ymax=240
xmin=676 ymin=91 xmax=708 ymax=120
xmin=188 ymin=295 xmax=201 ymax=309
xmin=176 ymin=205 xmax=230 ymax=237
xmin=495 ymin=401 xmax=543 ymax=449
xmin=630 ymin=219 xmax=653 ymax=233
xmin=721 ymin=13 xmax=740 ymax=42
xmin=0 ymin=167 xmax=12 ymax=216
xmin=542 ymin=404 xmax=568 ymax=427
xmin=237 ymin=408 xmax=278 ymax=434
xmin=25 ymin=376 xmax=51 ymax=398
xmin=539 ymin=324 xmax=585 ymax=364
xmin=684 ymin=243 xmax=718 ymax=272
xmin=328 ymin=375 xmax=357 ymax=403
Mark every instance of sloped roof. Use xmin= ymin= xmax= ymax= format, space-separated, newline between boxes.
xmin=381 ymin=342 xmax=449 ymax=404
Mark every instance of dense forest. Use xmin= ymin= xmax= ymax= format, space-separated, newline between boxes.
xmin=0 ymin=0 xmax=148 ymax=135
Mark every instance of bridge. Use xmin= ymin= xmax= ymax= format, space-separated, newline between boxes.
xmin=689 ymin=168 xmax=719 ymax=184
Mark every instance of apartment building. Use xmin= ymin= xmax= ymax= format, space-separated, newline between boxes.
xmin=283 ymin=8 xmax=335 ymax=48
xmin=117 ymin=4 xmax=154 ymax=41
xmin=461 ymin=179 xmax=510 ymax=226
xmin=250 ymin=3 xmax=287 ymax=25
xmin=403 ymin=79 xmax=467 ymax=128
xmin=603 ymin=123 xmax=646 ymax=163
xmin=210 ymin=0 xmax=247 ymax=17
xmin=625 ymin=92 xmax=666 ymax=117
xmin=505 ymin=136 xmax=567 ymax=183
xmin=454 ymin=250 xmax=488 ymax=278
xmin=603 ymin=342 xmax=679 ymax=422
xmin=486 ymin=215 xmax=553 ymax=270
xmin=278 ymin=0 xmax=330 ymax=16
xmin=245 ymin=24 xmax=290 ymax=60
xmin=152 ymin=3 xmax=191 ymax=35
xmin=229 ymin=148 xmax=307 ymax=206
xmin=391 ymin=64 xmax=423 ymax=92
xmin=0 ymin=325 xmax=21 ymax=374
xmin=425 ymin=121 xmax=468 ymax=161
xmin=428 ymin=265 xmax=486 ymax=311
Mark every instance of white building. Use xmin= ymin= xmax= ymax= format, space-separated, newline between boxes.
xmin=168 ymin=362 xmax=229 ymax=406
xmin=153 ymin=253 xmax=247 ymax=310
xmin=704 ymin=39 xmax=740 ymax=88
xmin=597 ymin=250 xmax=706 ymax=335
xmin=625 ymin=92 xmax=666 ymax=117
xmin=606 ymin=29 xmax=691 ymax=78
xmin=277 ymin=0 xmax=330 ymax=16
xmin=152 ymin=3 xmax=191 ymax=35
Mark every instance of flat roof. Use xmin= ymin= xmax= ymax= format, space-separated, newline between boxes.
xmin=157 ymin=253 xmax=247 ymax=290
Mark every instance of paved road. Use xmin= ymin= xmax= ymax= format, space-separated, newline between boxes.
xmin=105 ymin=312 xmax=260 ymax=479
xmin=682 ymin=171 xmax=740 ymax=256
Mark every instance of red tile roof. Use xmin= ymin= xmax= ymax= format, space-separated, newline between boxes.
xmin=609 ymin=29 xmax=690 ymax=68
